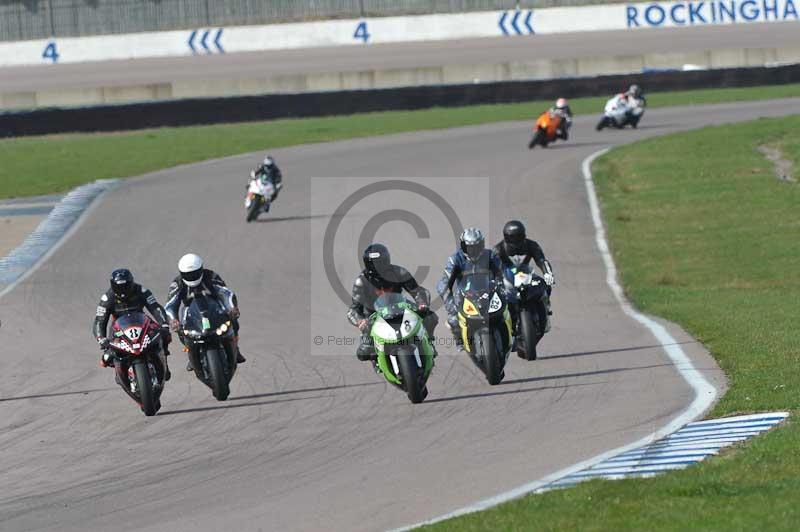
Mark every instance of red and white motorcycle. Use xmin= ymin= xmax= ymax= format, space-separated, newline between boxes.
xmin=244 ymin=171 xmax=276 ymax=222
xmin=106 ymin=312 xmax=167 ymax=416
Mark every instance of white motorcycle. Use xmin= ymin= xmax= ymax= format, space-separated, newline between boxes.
xmin=596 ymin=95 xmax=646 ymax=130
xmin=244 ymin=172 xmax=278 ymax=222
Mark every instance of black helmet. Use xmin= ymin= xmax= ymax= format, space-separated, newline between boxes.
xmin=502 ymin=220 xmax=526 ymax=247
xmin=110 ymin=268 xmax=134 ymax=299
xmin=460 ymin=227 xmax=485 ymax=261
xmin=363 ymin=243 xmax=391 ymax=279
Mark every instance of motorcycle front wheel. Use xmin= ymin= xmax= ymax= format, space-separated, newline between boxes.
xmin=133 ymin=359 xmax=158 ymax=416
xmin=397 ymin=347 xmax=427 ymax=404
xmin=476 ymin=330 xmax=503 ymax=385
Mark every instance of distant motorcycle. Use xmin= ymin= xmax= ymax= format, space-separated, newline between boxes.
xmin=455 ymin=273 xmax=513 ymax=385
xmin=368 ymin=293 xmax=436 ymax=403
xmin=107 ymin=312 xmax=167 ymax=416
xmin=179 ymin=291 xmax=239 ymax=400
xmin=506 ymin=266 xmax=549 ymax=361
xmin=245 ymin=172 xmax=278 ymax=222
xmin=596 ymin=95 xmax=646 ymax=130
xmin=528 ymin=110 xmax=565 ymax=149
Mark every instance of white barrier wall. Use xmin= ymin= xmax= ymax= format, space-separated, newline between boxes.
xmin=1 ymin=1 xmax=798 ymax=67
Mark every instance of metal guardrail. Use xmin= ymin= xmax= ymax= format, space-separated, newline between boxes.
xmin=1 ymin=0 xmax=625 ymax=42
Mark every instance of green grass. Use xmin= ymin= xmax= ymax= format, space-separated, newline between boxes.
xmin=1 ymin=83 xmax=799 ymax=199
xmin=421 ymin=116 xmax=800 ymax=531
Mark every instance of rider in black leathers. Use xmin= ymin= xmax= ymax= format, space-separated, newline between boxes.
xmin=165 ymin=253 xmax=246 ymax=371
xmin=250 ymin=155 xmax=283 ymax=202
xmin=93 ymin=268 xmax=172 ymax=379
xmin=347 ymin=244 xmax=438 ymax=361
xmin=493 ymin=220 xmax=554 ymax=333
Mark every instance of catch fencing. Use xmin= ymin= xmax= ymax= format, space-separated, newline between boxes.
xmin=2 ymin=0 xmax=622 ymax=42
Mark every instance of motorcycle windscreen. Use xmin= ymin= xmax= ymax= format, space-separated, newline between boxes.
xmin=458 ymin=273 xmax=494 ymax=299
xmin=183 ymin=296 xmax=229 ymax=333
xmin=374 ymin=292 xmax=409 ymax=320
xmin=114 ymin=312 xmax=148 ymax=331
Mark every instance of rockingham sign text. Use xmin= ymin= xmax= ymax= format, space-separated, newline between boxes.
xmin=626 ymin=0 xmax=799 ymax=27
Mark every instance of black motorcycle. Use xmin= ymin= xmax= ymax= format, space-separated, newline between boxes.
xmin=180 ymin=293 xmax=238 ymax=400
xmin=506 ymin=267 xmax=549 ymax=360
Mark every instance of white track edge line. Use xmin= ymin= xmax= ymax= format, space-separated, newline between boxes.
xmin=392 ymin=147 xmax=720 ymax=532
xmin=0 ymin=184 xmax=115 ymax=301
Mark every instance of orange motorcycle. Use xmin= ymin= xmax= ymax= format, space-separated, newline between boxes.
xmin=528 ymin=110 xmax=564 ymax=149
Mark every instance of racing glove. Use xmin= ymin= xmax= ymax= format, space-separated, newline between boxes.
xmin=544 ymin=273 xmax=555 ymax=286
xmin=161 ymin=326 xmax=172 ymax=345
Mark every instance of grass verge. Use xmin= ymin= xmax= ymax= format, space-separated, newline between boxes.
xmin=2 ymin=83 xmax=799 ymax=199
xmin=420 ymin=116 xmax=800 ymax=531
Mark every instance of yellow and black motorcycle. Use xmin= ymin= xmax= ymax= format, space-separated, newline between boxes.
xmin=456 ymin=272 xmax=514 ymax=385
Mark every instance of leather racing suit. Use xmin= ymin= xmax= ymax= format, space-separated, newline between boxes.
xmin=436 ymin=249 xmax=513 ymax=341
xmin=494 ymin=238 xmax=554 ymax=332
xmin=93 ymin=284 xmax=171 ymax=370
xmin=347 ymin=265 xmax=439 ymax=359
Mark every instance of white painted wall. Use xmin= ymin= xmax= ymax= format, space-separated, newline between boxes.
xmin=1 ymin=1 xmax=798 ymax=68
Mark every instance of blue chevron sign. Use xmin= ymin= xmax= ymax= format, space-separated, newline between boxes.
xmin=188 ymin=28 xmax=225 ymax=54
xmin=498 ymin=10 xmax=535 ymax=35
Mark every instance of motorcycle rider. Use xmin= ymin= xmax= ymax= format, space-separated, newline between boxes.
xmin=436 ymin=227 xmax=511 ymax=351
xmin=347 ymin=244 xmax=439 ymax=362
xmin=626 ymin=84 xmax=645 ymax=104
xmin=624 ymin=84 xmax=646 ymax=127
xmin=165 ymin=253 xmax=246 ymax=371
xmin=493 ymin=220 xmax=554 ymax=335
xmin=93 ymin=268 xmax=172 ymax=380
xmin=549 ymin=97 xmax=573 ymax=140
xmin=249 ymin=155 xmax=283 ymax=203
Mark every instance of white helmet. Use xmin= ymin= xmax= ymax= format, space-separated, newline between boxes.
xmin=263 ymin=156 xmax=275 ymax=168
xmin=178 ymin=253 xmax=204 ymax=287
xmin=555 ymin=98 xmax=568 ymax=109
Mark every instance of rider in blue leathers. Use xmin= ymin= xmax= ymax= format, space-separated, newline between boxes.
xmin=436 ymin=227 xmax=515 ymax=351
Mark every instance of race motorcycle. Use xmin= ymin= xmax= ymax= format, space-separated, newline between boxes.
xmin=528 ymin=110 xmax=565 ymax=149
xmin=506 ymin=266 xmax=549 ymax=361
xmin=106 ymin=312 xmax=167 ymax=416
xmin=179 ymin=291 xmax=238 ymax=400
xmin=596 ymin=95 xmax=646 ymax=130
xmin=244 ymin=172 xmax=277 ymax=222
xmin=455 ymin=272 xmax=513 ymax=385
xmin=369 ymin=293 xmax=436 ymax=403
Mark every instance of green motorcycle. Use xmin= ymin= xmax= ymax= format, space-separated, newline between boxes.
xmin=369 ymin=293 xmax=436 ymax=404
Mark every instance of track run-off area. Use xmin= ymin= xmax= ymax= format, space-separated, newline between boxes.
xmin=1 ymin=99 xmax=799 ymax=531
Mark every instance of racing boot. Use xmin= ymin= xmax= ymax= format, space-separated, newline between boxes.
xmin=356 ymin=335 xmax=376 ymax=361
xmin=234 ymin=335 xmax=246 ymax=364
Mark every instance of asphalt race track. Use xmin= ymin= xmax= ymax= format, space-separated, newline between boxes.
xmin=1 ymin=23 xmax=797 ymax=92
xmin=2 ymin=99 xmax=799 ymax=531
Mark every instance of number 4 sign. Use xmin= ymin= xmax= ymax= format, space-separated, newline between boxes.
xmin=42 ymin=41 xmax=60 ymax=63
xmin=353 ymin=21 xmax=370 ymax=43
